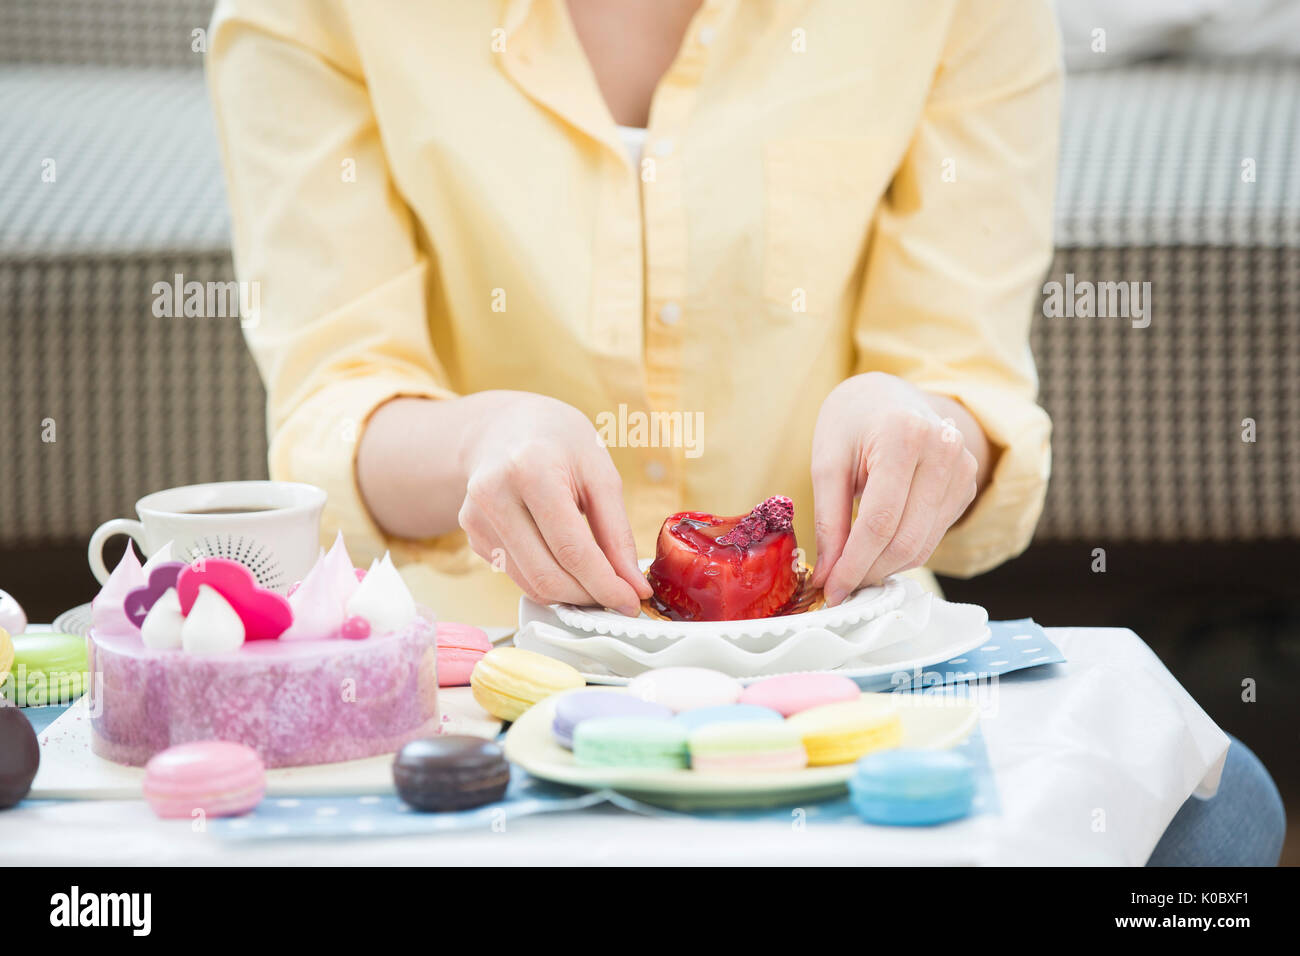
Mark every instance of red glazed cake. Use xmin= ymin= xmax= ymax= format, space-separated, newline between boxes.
xmin=86 ymin=534 xmax=439 ymax=768
xmin=646 ymin=496 xmax=802 ymax=622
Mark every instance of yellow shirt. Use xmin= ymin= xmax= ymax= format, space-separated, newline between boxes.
xmin=208 ymin=0 xmax=1060 ymax=627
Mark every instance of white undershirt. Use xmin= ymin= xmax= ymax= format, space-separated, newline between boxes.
xmin=616 ymin=124 xmax=648 ymax=166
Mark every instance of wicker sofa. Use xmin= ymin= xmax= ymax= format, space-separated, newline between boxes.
xmin=1 ymin=0 xmax=1297 ymax=555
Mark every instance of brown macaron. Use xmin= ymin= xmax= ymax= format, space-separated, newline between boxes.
xmin=0 ymin=706 xmax=40 ymax=809
xmin=393 ymin=735 xmax=510 ymax=812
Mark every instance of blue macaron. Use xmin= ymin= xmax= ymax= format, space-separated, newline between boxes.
xmin=848 ymin=749 xmax=976 ymax=826
xmin=673 ymin=703 xmax=785 ymax=732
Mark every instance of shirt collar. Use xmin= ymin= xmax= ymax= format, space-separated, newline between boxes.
xmin=498 ymin=0 xmax=738 ymax=164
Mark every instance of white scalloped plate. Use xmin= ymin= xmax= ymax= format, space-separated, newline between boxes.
xmin=519 ymin=617 xmax=991 ymax=684
xmin=554 ymin=572 xmax=909 ymax=649
xmin=519 ymin=580 xmax=990 ymax=680
xmin=503 ymin=687 xmax=978 ymax=809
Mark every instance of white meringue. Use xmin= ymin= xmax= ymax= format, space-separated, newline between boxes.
xmin=345 ymin=551 xmax=416 ymax=634
xmin=142 ymin=541 xmax=175 ymax=574
xmin=181 ymin=585 xmax=246 ymax=653
xmin=321 ymin=531 xmax=360 ymax=607
xmin=92 ymin=548 xmax=146 ymax=635
xmin=0 ymin=588 xmax=26 ymax=636
xmin=280 ymin=549 xmax=347 ymax=641
xmin=140 ymin=588 xmax=184 ymax=650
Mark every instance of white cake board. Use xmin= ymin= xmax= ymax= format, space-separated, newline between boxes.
xmin=29 ymin=688 xmax=502 ymax=801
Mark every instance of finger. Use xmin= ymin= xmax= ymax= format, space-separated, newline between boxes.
xmin=579 ymin=464 xmax=652 ymax=602
xmin=520 ymin=480 xmax=642 ymax=616
xmin=458 ymin=500 xmax=504 ymax=568
xmin=480 ymin=493 xmax=596 ymax=608
xmin=824 ymin=445 xmax=920 ymax=606
xmin=860 ymin=450 xmax=953 ymax=585
xmin=810 ymin=451 xmax=854 ymax=589
xmin=904 ymin=450 xmax=980 ymax=572
xmin=460 ymin=501 xmax=555 ymax=603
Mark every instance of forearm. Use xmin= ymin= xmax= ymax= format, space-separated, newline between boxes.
xmin=356 ymin=391 xmax=521 ymax=539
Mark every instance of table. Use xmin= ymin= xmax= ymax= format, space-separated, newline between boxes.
xmin=0 ymin=627 xmax=1228 ymax=866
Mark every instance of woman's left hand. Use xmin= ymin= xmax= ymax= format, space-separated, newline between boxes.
xmin=810 ymin=372 xmax=988 ymax=606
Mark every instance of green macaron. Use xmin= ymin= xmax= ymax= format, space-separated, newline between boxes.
xmin=573 ymin=717 xmax=689 ymax=770
xmin=4 ymin=632 xmax=89 ymax=706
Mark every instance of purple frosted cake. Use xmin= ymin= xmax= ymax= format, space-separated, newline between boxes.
xmin=87 ymin=533 xmax=440 ymax=769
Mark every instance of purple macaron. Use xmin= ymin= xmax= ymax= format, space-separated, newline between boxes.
xmin=552 ymin=691 xmax=674 ymax=750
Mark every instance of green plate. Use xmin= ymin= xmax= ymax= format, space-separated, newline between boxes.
xmin=503 ymin=687 xmax=977 ymax=810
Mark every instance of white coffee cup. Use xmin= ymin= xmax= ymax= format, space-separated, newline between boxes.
xmin=88 ymin=481 xmax=327 ymax=592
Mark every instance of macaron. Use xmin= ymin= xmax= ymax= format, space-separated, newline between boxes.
xmin=0 ymin=706 xmax=40 ymax=809
xmin=739 ymin=672 xmax=861 ymax=717
xmin=688 ymin=721 xmax=808 ymax=773
xmin=673 ymin=703 xmax=784 ymax=732
xmin=470 ymin=647 xmax=585 ymax=722
xmin=436 ymin=622 xmax=493 ymax=686
xmin=0 ymin=627 xmax=13 ymax=687
xmin=849 ymin=750 xmax=976 ymax=825
xmin=627 ymin=667 xmax=743 ymax=713
xmin=551 ymin=691 xmax=673 ymax=749
xmin=573 ymin=717 xmax=689 ymax=770
xmin=393 ymin=736 xmax=510 ymax=812
xmin=785 ymin=696 xmax=903 ymax=766
xmin=142 ymin=741 xmax=265 ymax=820
xmin=5 ymin=632 xmax=88 ymax=706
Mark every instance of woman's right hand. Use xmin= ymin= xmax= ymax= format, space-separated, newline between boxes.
xmin=456 ymin=392 xmax=651 ymax=616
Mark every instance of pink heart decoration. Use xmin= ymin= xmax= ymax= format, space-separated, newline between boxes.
xmin=176 ymin=558 xmax=293 ymax=641
xmin=123 ymin=562 xmax=187 ymax=628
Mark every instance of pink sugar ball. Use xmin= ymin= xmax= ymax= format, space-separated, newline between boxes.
xmin=341 ymin=616 xmax=371 ymax=640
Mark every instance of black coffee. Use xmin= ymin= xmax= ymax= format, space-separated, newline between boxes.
xmin=181 ymin=506 xmax=279 ymax=515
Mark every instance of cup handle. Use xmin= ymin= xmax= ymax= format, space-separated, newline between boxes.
xmin=88 ymin=518 xmax=147 ymax=585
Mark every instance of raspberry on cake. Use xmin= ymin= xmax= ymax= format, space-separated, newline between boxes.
xmin=646 ymin=495 xmax=802 ymax=622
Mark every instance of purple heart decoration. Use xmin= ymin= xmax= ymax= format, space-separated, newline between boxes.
xmin=123 ymin=562 xmax=187 ymax=627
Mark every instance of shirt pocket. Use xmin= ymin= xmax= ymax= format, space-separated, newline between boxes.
xmin=762 ymin=137 xmax=887 ymax=315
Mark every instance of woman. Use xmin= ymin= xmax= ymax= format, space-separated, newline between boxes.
xmin=208 ymin=0 xmax=1050 ymax=625
xmin=207 ymin=1 xmax=1282 ymax=863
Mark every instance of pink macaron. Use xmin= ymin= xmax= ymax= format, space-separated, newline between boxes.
xmin=142 ymin=741 xmax=265 ymax=819
xmin=436 ymin=622 xmax=493 ymax=686
xmin=738 ymin=672 xmax=861 ymax=717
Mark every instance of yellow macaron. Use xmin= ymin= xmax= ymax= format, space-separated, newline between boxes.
xmin=785 ymin=695 xmax=903 ymax=766
xmin=470 ymin=647 xmax=585 ymax=722
xmin=0 ymin=627 xmax=12 ymax=686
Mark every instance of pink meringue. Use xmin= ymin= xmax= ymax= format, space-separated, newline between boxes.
xmin=280 ymin=549 xmax=347 ymax=642
xmin=142 ymin=541 xmax=175 ymax=574
xmin=91 ymin=548 xmax=146 ymax=636
xmin=321 ymin=531 xmax=360 ymax=608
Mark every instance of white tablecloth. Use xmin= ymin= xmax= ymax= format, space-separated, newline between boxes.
xmin=0 ymin=627 xmax=1228 ymax=866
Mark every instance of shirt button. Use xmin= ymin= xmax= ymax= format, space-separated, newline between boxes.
xmin=653 ymin=138 xmax=674 ymax=157
xmin=698 ymin=26 xmax=716 ymax=46
xmin=646 ymin=460 xmax=667 ymax=482
xmin=658 ymin=301 xmax=681 ymax=325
